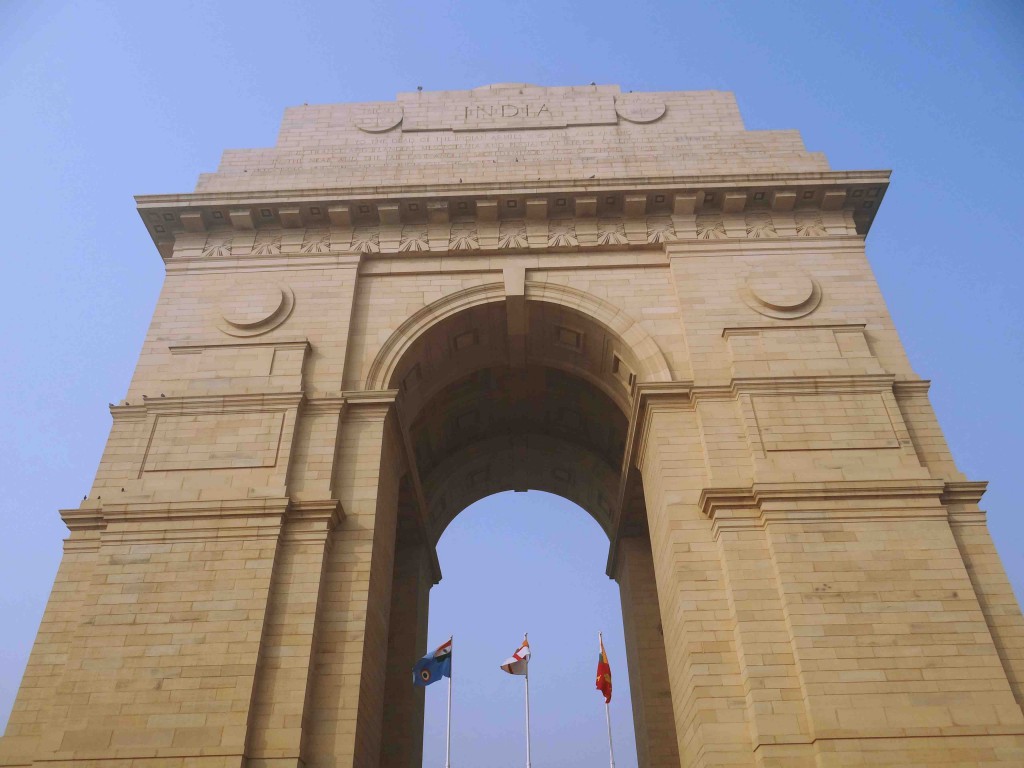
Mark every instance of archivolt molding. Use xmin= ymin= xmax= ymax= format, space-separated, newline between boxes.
xmin=364 ymin=279 xmax=672 ymax=390
xmin=524 ymin=281 xmax=671 ymax=383
xmin=365 ymin=282 xmax=506 ymax=389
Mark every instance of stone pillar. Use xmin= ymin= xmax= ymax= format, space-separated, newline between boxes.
xmin=635 ymin=393 xmax=756 ymax=768
xmin=754 ymin=484 xmax=1024 ymax=767
xmin=946 ymin=485 xmax=1024 ymax=711
xmin=704 ymin=500 xmax=815 ymax=768
xmin=379 ymin=541 xmax=432 ymax=768
xmin=245 ymin=501 xmax=341 ymax=768
xmin=615 ymin=534 xmax=681 ymax=768
xmin=10 ymin=499 xmax=288 ymax=768
xmin=304 ymin=396 xmax=403 ymax=768
xmin=0 ymin=513 xmax=100 ymax=768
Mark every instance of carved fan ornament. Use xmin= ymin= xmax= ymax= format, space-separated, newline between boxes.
xmin=696 ymin=215 xmax=727 ymax=240
xmin=498 ymin=220 xmax=528 ymax=249
xmin=548 ymin=220 xmax=578 ymax=248
xmin=795 ymin=211 xmax=827 ymax=237
xmin=351 ymin=227 xmax=380 ymax=253
xmin=745 ymin=213 xmax=778 ymax=239
xmin=399 ymin=226 xmax=430 ymax=252
xmin=647 ymin=216 xmax=676 ymax=244
xmin=449 ymin=222 xmax=480 ymax=250
xmin=250 ymin=233 xmax=282 ymax=255
xmin=597 ymin=219 xmax=628 ymax=246
xmin=300 ymin=230 xmax=331 ymax=253
xmin=201 ymin=235 xmax=233 ymax=258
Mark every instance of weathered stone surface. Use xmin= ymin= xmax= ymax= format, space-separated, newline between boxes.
xmin=3 ymin=84 xmax=1023 ymax=767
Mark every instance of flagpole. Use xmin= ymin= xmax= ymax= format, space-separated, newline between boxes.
xmin=600 ymin=632 xmax=615 ymax=768
xmin=524 ymin=633 xmax=532 ymax=768
xmin=445 ymin=635 xmax=452 ymax=768
xmin=604 ymin=700 xmax=616 ymax=768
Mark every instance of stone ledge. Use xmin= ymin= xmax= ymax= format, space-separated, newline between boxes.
xmin=138 ymin=170 xmax=889 ymax=262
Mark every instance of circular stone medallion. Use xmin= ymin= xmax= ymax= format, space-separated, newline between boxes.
xmin=615 ymin=95 xmax=667 ymax=124
xmin=741 ymin=269 xmax=822 ymax=319
xmin=218 ymin=283 xmax=295 ymax=337
xmin=352 ymin=103 xmax=404 ymax=133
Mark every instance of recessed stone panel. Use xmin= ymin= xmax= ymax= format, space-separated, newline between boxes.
xmin=752 ymin=393 xmax=900 ymax=452
xmin=143 ymin=412 xmax=285 ymax=472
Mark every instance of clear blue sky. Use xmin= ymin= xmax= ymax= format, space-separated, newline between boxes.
xmin=1 ymin=2 xmax=1022 ymax=766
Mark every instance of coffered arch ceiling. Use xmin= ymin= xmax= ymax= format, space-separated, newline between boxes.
xmin=391 ymin=296 xmax=650 ymax=419
xmin=389 ymin=300 xmax=646 ymax=540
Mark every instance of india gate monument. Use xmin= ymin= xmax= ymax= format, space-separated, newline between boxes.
xmin=3 ymin=83 xmax=1024 ymax=768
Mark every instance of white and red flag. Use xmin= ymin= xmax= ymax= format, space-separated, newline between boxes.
xmin=500 ymin=635 xmax=531 ymax=675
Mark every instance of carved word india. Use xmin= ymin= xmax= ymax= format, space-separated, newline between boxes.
xmin=464 ymin=103 xmax=552 ymax=119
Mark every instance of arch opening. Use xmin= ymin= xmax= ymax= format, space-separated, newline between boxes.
xmin=384 ymin=294 xmax=658 ymax=539
xmin=376 ymin=297 xmax=677 ymax=768
xmin=422 ymin=491 xmax=640 ymax=767
xmin=409 ymin=364 xmax=628 ymax=540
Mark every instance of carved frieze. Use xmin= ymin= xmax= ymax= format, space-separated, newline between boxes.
xmin=178 ymin=209 xmax=856 ymax=260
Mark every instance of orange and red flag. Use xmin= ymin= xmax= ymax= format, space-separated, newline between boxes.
xmin=596 ymin=634 xmax=612 ymax=703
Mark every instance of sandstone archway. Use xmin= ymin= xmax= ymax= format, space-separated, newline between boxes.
xmin=6 ymin=85 xmax=1023 ymax=768
xmin=364 ymin=295 xmax=679 ymax=768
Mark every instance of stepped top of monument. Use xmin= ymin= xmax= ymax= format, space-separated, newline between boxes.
xmin=192 ymin=84 xmax=831 ymax=195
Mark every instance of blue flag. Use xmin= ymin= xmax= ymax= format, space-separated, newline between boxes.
xmin=413 ymin=637 xmax=452 ymax=687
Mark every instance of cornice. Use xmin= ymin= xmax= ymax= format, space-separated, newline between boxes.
xmin=137 ymin=170 xmax=889 ymax=262
xmin=342 ymin=389 xmax=400 ymax=407
xmin=58 ymin=497 xmax=354 ymax=548
xmin=699 ymin=479 xmax=948 ymax=514
xmin=941 ymin=480 xmax=988 ymax=506
xmin=108 ymin=391 xmax=305 ymax=421
xmin=105 ymin=390 xmax=400 ymax=420
xmin=699 ymin=479 xmax=952 ymax=537
xmin=139 ymin=391 xmax=304 ymax=413
xmin=169 ymin=337 xmax=310 ymax=354
xmin=98 ymin=496 xmax=290 ymax=524
xmin=722 ymin=323 xmax=867 ymax=339
xmin=303 ymin=394 xmax=347 ymax=414
xmin=893 ymin=379 xmax=933 ymax=396
xmin=60 ymin=507 xmax=105 ymax=533
xmin=283 ymin=499 xmax=346 ymax=544
xmin=136 ymin=169 xmax=890 ymax=208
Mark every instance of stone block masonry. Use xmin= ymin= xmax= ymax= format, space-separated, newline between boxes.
xmin=2 ymin=83 xmax=1022 ymax=767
